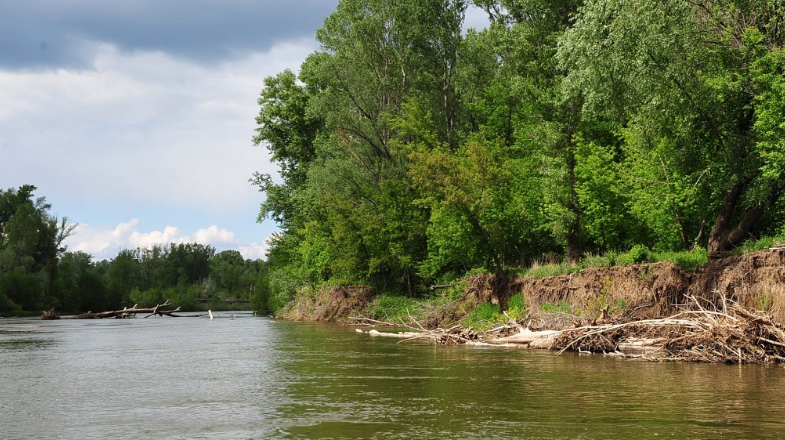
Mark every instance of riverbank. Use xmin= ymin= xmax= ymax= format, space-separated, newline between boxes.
xmin=278 ymin=248 xmax=785 ymax=362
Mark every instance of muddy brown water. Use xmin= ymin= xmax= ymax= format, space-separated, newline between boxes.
xmin=2 ymin=314 xmax=785 ymax=439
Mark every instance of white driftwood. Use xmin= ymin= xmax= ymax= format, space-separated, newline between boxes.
xmin=489 ymin=328 xmax=563 ymax=348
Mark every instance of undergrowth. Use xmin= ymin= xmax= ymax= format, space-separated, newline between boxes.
xmin=735 ymin=235 xmax=785 ymax=255
xmin=463 ymin=302 xmax=503 ymax=331
xmin=518 ymin=245 xmax=709 ymax=279
xmin=367 ymin=294 xmax=426 ymax=323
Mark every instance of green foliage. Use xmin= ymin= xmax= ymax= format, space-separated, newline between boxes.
xmin=617 ymin=245 xmax=652 ymax=266
xmin=0 ymin=272 xmax=42 ymax=312
xmin=367 ymin=294 xmax=423 ymax=322
xmin=463 ymin=302 xmax=504 ymax=331
xmin=651 ymin=248 xmax=708 ymax=271
xmin=249 ymin=0 xmax=785 ymax=305
xmin=506 ymin=292 xmax=527 ymax=320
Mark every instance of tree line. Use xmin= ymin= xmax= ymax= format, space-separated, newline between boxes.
xmin=0 ymin=185 xmax=269 ymax=314
xmin=253 ymin=0 xmax=785 ymax=309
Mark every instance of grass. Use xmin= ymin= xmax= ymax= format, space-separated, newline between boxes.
xmin=734 ymin=234 xmax=785 ymax=255
xmin=517 ymin=245 xmax=710 ymax=279
xmin=650 ymin=248 xmax=708 ymax=271
xmin=506 ymin=293 xmax=528 ymax=320
xmin=462 ymin=302 xmax=504 ymax=331
xmin=367 ymin=294 xmax=425 ymax=323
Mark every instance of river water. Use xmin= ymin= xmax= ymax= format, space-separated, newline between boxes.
xmin=1 ymin=314 xmax=784 ymax=440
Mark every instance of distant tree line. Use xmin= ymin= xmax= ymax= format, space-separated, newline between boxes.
xmin=0 ymin=185 xmax=269 ymax=314
xmin=253 ymin=0 xmax=785 ymax=309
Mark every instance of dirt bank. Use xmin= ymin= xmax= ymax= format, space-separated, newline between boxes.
xmin=280 ymin=248 xmax=785 ymax=326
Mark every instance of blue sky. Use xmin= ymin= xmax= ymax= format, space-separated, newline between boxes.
xmin=0 ymin=1 xmax=488 ymax=261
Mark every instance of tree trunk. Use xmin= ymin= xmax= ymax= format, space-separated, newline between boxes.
xmin=707 ymin=181 xmax=783 ymax=258
xmin=707 ymin=182 xmax=744 ymax=257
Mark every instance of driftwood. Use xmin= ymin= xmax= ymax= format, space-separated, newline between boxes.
xmin=358 ymin=295 xmax=785 ymax=364
xmin=550 ymin=296 xmax=785 ymax=364
xmin=42 ymin=300 xmax=192 ymax=320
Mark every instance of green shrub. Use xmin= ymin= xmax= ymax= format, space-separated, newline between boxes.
xmin=368 ymin=294 xmax=422 ymax=322
xmin=506 ymin=293 xmax=527 ymax=320
xmin=618 ymin=244 xmax=651 ymax=265
xmin=463 ymin=302 xmax=503 ymax=331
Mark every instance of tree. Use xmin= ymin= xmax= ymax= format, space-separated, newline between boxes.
xmin=558 ymin=0 xmax=785 ymax=256
xmin=107 ymin=249 xmax=139 ymax=307
xmin=210 ymin=250 xmax=245 ymax=295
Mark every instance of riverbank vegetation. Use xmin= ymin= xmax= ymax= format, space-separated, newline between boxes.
xmin=253 ymin=0 xmax=785 ymax=313
xmin=0 ymin=185 xmax=269 ymax=315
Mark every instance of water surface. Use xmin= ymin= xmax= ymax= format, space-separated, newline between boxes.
xmin=1 ymin=314 xmax=783 ymax=439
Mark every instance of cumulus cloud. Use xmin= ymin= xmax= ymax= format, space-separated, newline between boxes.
xmin=66 ymin=219 xmax=270 ymax=260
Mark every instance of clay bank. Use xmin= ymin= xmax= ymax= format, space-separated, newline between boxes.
xmin=280 ymin=248 xmax=785 ymax=364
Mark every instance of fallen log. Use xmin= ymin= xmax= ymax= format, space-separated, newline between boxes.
xmin=488 ymin=328 xmax=562 ymax=349
xmin=43 ymin=300 xmax=192 ymax=319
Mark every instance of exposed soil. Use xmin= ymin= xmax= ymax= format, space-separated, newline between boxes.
xmin=280 ymin=248 xmax=785 ymax=327
xmin=464 ymin=248 xmax=785 ymax=326
xmin=279 ymin=285 xmax=375 ymax=322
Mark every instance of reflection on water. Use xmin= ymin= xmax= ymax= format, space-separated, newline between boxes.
xmin=1 ymin=316 xmax=784 ymax=439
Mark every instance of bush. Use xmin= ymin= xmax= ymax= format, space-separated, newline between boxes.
xmin=368 ymin=294 xmax=422 ymax=322
xmin=0 ymin=273 xmax=43 ymax=312
xmin=618 ymin=244 xmax=651 ymax=265
xmin=463 ymin=302 xmax=503 ymax=331
xmin=506 ymin=293 xmax=527 ymax=320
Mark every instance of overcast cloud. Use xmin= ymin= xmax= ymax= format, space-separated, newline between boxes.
xmin=0 ymin=0 xmax=337 ymax=70
xmin=0 ymin=1 xmax=487 ymax=261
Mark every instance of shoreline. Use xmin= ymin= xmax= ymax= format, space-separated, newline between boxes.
xmin=279 ymin=248 xmax=785 ymax=364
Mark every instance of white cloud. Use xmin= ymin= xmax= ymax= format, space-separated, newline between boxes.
xmin=0 ymin=38 xmax=316 ymax=215
xmin=129 ymin=226 xmax=185 ymax=249
xmin=66 ymin=219 xmax=270 ymax=261
xmin=193 ymin=225 xmax=238 ymax=247
xmin=463 ymin=5 xmax=491 ymax=33
xmin=237 ymin=243 xmax=270 ymax=261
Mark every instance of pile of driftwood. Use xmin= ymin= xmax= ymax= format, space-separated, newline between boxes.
xmin=42 ymin=300 xmax=188 ymax=320
xmin=357 ymin=296 xmax=785 ymax=364
xmin=360 ymin=325 xmax=482 ymax=345
xmin=549 ymin=297 xmax=785 ymax=364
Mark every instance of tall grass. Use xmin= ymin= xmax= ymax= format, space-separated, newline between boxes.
xmin=517 ymin=245 xmax=710 ymax=279
xmin=734 ymin=235 xmax=785 ymax=255
xmin=367 ymin=294 xmax=424 ymax=323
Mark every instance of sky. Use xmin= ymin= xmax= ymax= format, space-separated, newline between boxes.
xmin=0 ymin=1 xmax=489 ymax=261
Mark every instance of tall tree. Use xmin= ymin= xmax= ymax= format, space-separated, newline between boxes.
xmin=558 ymin=0 xmax=785 ymax=256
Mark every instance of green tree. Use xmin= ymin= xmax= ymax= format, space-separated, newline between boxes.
xmin=107 ymin=249 xmax=140 ymax=306
xmin=210 ymin=250 xmax=245 ymax=295
xmin=558 ymin=0 xmax=785 ymax=256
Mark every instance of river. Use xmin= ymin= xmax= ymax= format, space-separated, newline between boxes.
xmin=1 ymin=314 xmax=784 ymax=439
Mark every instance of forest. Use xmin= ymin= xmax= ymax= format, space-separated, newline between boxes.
xmin=253 ymin=0 xmax=785 ymax=310
xmin=0 ymin=185 xmax=269 ymax=315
